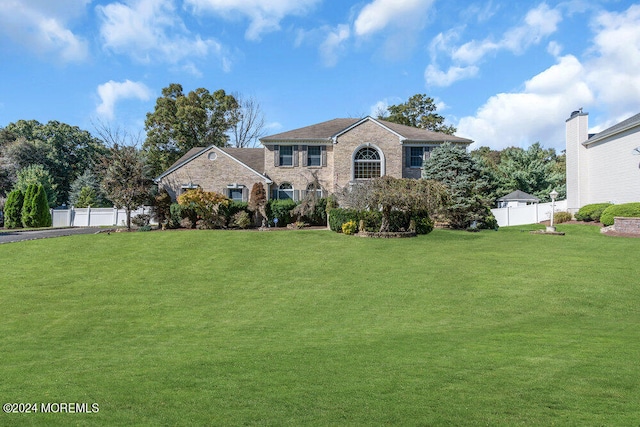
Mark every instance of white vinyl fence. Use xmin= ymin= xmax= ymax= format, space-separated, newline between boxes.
xmin=491 ymin=199 xmax=567 ymax=227
xmin=51 ymin=206 xmax=156 ymax=227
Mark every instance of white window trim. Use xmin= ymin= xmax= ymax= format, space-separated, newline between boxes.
xmin=351 ymin=143 xmax=385 ymax=181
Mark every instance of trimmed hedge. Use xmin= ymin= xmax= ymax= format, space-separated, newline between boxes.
xmin=328 ymin=208 xmax=434 ymax=234
xmin=267 ymin=199 xmax=297 ymax=227
xmin=575 ymin=203 xmax=612 ymax=222
xmin=600 ymin=202 xmax=640 ymax=226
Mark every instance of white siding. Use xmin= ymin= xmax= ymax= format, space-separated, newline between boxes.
xmin=585 ymin=129 xmax=640 ymax=205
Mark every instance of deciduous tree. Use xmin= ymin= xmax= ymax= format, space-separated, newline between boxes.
xmin=99 ymin=144 xmax=152 ymax=230
xmin=144 ymin=83 xmax=240 ymax=176
xmin=379 ymin=94 xmax=457 ymax=134
xmin=2 ymin=120 xmax=106 ymax=203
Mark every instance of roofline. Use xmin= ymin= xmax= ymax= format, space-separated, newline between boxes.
xmin=154 ymin=147 xmax=209 ymax=182
xmin=584 ymin=118 xmax=640 ymax=146
xmin=154 ymin=145 xmax=272 ymax=184
xmin=402 ymin=139 xmax=472 ymax=145
xmin=334 ymin=116 xmax=404 ymax=143
xmin=260 ymin=138 xmax=333 ymax=145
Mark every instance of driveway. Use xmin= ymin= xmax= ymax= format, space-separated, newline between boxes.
xmin=0 ymin=227 xmax=101 ymax=244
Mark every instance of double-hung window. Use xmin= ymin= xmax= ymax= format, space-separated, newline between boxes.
xmin=279 ymin=146 xmax=293 ymax=166
xmin=409 ymin=147 xmax=431 ymax=168
xmin=307 ymin=146 xmax=322 ymax=166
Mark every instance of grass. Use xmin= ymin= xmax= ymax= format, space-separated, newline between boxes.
xmin=1 ymin=224 xmax=640 ymax=425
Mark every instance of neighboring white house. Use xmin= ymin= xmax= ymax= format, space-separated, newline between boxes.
xmin=496 ymin=190 xmax=540 ymax=208
xmin=566 ymin=110 xmax=640 ymax=213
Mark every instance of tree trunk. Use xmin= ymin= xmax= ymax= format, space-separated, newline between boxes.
xmin=380 ymin=206 xmax=391 ymax=232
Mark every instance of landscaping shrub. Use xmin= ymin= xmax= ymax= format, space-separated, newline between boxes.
xmin=306 ymin=197 xmax=327 ymax=226
xmin=600 ymin=202 xmax=640 ymax=226
xmin=411 ymin=211 xmax=434 ymax=235
xmin=137 ymin=225 xmax=152 ymax=232
xmin=131 ymin=214 xmax=151 ymax=228
xmin=554 ymin=211 xmax=572 ymax=224
xmin=341 ymin=220 xmax=358 ymax=235
xmin=359 ymin=210 xmax=382 ymax=232
xmin=21 ymin=184 xmax=51 ymax=228
xmin=4 ymin=189 xmax=24 ymax=229
xmin=168 ymin=203 xmax=185 ymax=229
xmin=329 ymin=207 xmax=435 ymax=234
xmin=152 ymin=188 xmax=173 ymax=225
xmin=267 ymin=199 xmax=297 ymax=227
xmin=169 ymin=202 xmax=198 ymax=229
xmin=221 ymin=201 xmax=249 ymax=228
xmin=232 ymin=211 xmax=251 ymax=229
xmin=575 ymin=203 xmax=612 ymax=222
xmin=328 ymin=208 xmax=361 ymax=232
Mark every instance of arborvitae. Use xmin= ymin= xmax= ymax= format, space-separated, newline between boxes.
xmin=4 ymin=189 xmax=24 ymax=228
xmin=33 ymin=185 xmax=52 ymax=227
xmin=21 ymin=184 xmax=38 ymax=227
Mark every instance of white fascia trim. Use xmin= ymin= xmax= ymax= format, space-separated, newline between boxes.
xmin=334 ymin=116 xmax=404 ymax=143
xmin=583 ymin=122 xmax=640 ymax=146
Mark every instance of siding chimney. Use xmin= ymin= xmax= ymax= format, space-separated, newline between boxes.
xmin=565 ymin=110 xmax=589 ymax=212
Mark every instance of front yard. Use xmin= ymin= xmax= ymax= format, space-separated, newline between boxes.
xmin=1 ymin=224 xmax=639 ymax=425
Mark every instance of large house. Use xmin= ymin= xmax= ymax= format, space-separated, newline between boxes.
xmin=156 ymin=116 xmax=472 ymax=202
xmin=566 ymin=110 xmax=640 ymax=212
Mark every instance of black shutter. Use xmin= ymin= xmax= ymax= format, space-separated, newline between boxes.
xmin=405 ymin=147 xmax=411 ymax=168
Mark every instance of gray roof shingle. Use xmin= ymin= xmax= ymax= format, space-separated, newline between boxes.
xmin=260 ymin=116 xmax=472 ymax=144
xmin=586 ymin=112 xmax=640 ymax=145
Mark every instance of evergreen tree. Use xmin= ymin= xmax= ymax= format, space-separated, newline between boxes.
xmin=14 ymin=164 xmax=58 ymax=207
xmin=4 ymin=189 xmax=24 ymax=228
xmin=33 ymin=185 xmax=52 ymax=227
xmin=69 ymin=169 xmax=107 ymax=207
xmin=422 ymin=143 xmax=493 ymax=229
xmin=75 ymin=186 xmax=98 ymax=208
xmin=21 ymin=184 xmax=38 ymax=227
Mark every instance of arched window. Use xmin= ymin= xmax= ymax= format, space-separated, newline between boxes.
xmin=354 ymin=147 xmax=381 ymax=179
xmin=278 ymin=182 xmax=294 ymax=200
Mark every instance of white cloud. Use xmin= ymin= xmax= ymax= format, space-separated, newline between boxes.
xmin=185 ymin=0 xmax=320 ymax=41
xmin=319 ymin=24 xmax=350 ymax=67
xmin=0 ymin=0 xmax=89 ymax=62
xmin=425 ymin=64 xmax=479 ymax=87
xmin=97 ymin=0 xmax=224 ymax=65
xmin=353 ymin=0 xmax=434 ymax=37
xmin=96 ymin=80 xmax=152 ymax=120
xmin=456 ymin=3 xmax=640 ymax=150
xmin=428 ymin=3 xmax=562 ymax=87
xmin=457 ymin=55 xmax=593 ymax=149
xmin=585 ymin=4 xmax=640 ymax=117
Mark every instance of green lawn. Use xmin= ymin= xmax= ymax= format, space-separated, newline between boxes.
xmin=1 ymin=224 xmax=639 ymax=425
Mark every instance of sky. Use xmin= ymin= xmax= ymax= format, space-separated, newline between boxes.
xmin=1 ymin=0 xmax=640 ymax=151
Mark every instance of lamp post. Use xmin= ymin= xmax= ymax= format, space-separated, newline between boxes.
xmin=547 ymin=189 xmax=558 ymax=232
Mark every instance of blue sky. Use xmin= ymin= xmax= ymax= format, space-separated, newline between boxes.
xmin=1 ymin=0 xmax=639 ymax=151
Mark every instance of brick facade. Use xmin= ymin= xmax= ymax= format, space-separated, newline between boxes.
xmin=156 ymin=116 xmax=472 ymax=202
xmin=158 ymin=146 xmax=270 ymax=201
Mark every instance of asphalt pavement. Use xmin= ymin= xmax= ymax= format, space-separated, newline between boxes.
xmin=0 ymin=227 xmax=102 ymax=244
